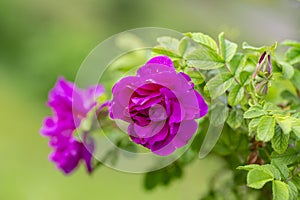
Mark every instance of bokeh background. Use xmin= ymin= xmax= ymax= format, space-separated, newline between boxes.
xmin=0 ymin=0 xmax=299 ymax=199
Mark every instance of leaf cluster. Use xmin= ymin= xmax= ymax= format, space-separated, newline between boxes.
xmin=146 ymin=33 xmax=300 ymax=199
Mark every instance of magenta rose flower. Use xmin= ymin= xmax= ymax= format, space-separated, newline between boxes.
xmin=110 ymin=56 xmax=208 ymax=156
xmin=40 ymin=77 xmax=105 ymax=174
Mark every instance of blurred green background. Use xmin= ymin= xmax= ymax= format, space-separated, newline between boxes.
xmin=0 ymin=0 xmax=299 ymax=199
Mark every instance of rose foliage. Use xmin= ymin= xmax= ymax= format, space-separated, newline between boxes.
xmin=41 ymin=32 xmax=300 ymax=200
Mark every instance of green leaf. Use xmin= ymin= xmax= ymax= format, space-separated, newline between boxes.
xmin=281 ymin=40 xmax=300 ymax=48
xmin=271 ymin=149 xmax=298 ymax=165
xmin=287 ymin=181 xmax=298 ymax=200
xmin=249 ymin=117 xmax=262 ymax=134
xmin=259 ymin=164 xmax=281 ymax=180
xmin=272 ymin=180 xmax=289 ymax=200
xmin=244 ymin=105 xmax=267 ymax=119
xmin=281 ymin=90 xmax=298 ymax=103
xmin=242 ymin=42 xmax=277 ymax=52
xmin=210 ymin=101 xmax=229 ymax=126
xmin=242 ymin=42 xmax=266 ymax=52
xmin=239 ymin=164 xmax=280 ymax=180
xmin=227 ymin=108 xmax=243 ymax=129
xmin=152 ymin=47 xmax=181 ymax=58
xmin=144 ymin=170 xmax=162 ymax=190
xmin=291 ymin=117 xmax=300 ymax=138
xmin=276 ymin=116 xmax=292 ymax=135
xmin=157 ymin=36 xmax=179 ymax=51
xmin=286 ymin=47 xmax=300 ymax=65
xmin=270 ymin=42 xmax=278 ymax=51
xmin=271 ymin=160 xmax=290 ymax=180
xmin=263 ymin=103 xmax=283 ymax=115
xmin=278 ymin=61 xmax=295 ymax=79
xmin=265 ymin=165 xmax=283 ymax=179
xmin=239 ymin=71 xmax=251 ymax=85
xmin=271 ymin=125 xmax=289 ymax=154
xmin=291 ymin=176 xmax=300 ymax=190
xmin=291 ymin=70 xmax=300 ymax=91
xmin=185 ymin=47 xmax=224 ymax=70
xmin=263 ymin=103 xmax=282 ymax=112
xmin=213 ymin=125 xmax=240 ymax=155
xmin=237 ymin=164 xmax=260 ymax=171
xmin=247 ymin=169 xmax=274 ymax=189
xmin=257 ymin=116 xmax=275 ymax=142
xmin=185 ymin=32 xmax=218 ymax=51
xmin=228 ymin=85 xmax=244 ymax=106
xmin=178 ymin=37 xmax=189 ymax=56
xmin=143 ymin=163 xmax=183 ymax=190
xmin=261 ymin=165 xmax=281 ymax=180
xmin=205 ymin=72 xmax=235 ymax=98
xmin=229 ymin=53 xmax=245 ymax=74
xmin=218 ymin=32 xmax=237 ymax=62
xmin=183 ymin=67 xmax=205 ymax=85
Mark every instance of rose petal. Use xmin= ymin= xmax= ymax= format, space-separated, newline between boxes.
xmin=146 ymin=55 xmax=175 ymax=68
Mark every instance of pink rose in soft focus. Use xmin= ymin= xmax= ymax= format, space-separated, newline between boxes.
xmin=41 ymin=77 xmax=105 ymax=174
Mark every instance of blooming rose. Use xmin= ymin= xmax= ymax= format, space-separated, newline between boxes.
xmin=110 ymin=56 xmax=208 ymax=156
xmin=40 ymin=77 xmax=105 ymax=174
